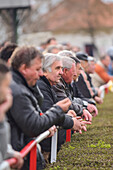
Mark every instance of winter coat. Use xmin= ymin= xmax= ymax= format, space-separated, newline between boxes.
xmin=37 ymin=76 xmax=73 ymax=152
xmin=53 ymin=77 xmax=83 ymax=116
xmin=7 ymin=70 xmax=73 ymax=152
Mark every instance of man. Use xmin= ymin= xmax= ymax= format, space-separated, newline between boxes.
xmin=76 ymin=51 xmax=103 ymax=104
xmin=71 ymin=56 xmax=98 ymax=116
xmin=53 ymin=51 xmax=92 ymax=121
xmin=57 ymin=50 xmax=98 ymax=116
xmin=45 ymin=45 xmax=62 ymax=54
xmin=0 ymin=60 xmax=23 ymax=169
xmin=7 ymin=46 xmax=88 ymax=169
xmin=46 ymin=37 xmax=57 ymax=46
xmin=37 ymin=53 xmax=90 ymax=163
xmin=91 ymin=54 xmax=113 ymax=87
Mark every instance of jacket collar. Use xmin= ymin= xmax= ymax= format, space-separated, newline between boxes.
xmin=60 ymin=76 xmax=69 ymax=88
xmin=40 ymin=76 xmax=51 ymax=88
xmin=11 ymin=69 xmax=37 ymax=93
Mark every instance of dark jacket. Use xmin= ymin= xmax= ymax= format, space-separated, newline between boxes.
xmin=7 ymin=70 xmax=73 ymax=152
xmin=37 ymin=76 xmax=72 ymax=152
xmin=76 ymin=72 xmax=98 ymax=99
xmin=53 ymin=77 xmax=83 ymax=116
xmin=72 ymin=81 xmax=96 ymax=105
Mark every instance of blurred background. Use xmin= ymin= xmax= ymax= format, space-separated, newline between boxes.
xmin=1 ymin=0 xmax=113 ymax=57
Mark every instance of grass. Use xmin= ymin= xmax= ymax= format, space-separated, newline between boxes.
xmin=45 ymin=92 xmax=113 ymax=170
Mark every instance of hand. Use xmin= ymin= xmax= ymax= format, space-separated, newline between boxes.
xmin=94 ymin=96 xmax=103 ymax=104
xmin=87 ymin=104 xmax=98 ymax=117
xmin=11 ymin=151 xmax=24 ymax=169
xmin=67 ymin=110 xmax=76 ymax=117
xmin=72 ymin=118 xmax=91 ymax=134
xmin=0 ymin=90 xmax=13 ymax=121
xmin=48 ymin=125 xmax=57 ymax=138
xmin=82 ymin=109 xmax=92 ymax=122
xmin=56 ymin=98 xmax=71 ymax=112
xmin=79 ymin=120 xmax=92 ymax=133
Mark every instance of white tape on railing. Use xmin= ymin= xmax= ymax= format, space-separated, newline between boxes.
xmin=0 ymin=161 xmax=10 ymax=170
xmin=51 ymin=129 xmax=58 ymax=163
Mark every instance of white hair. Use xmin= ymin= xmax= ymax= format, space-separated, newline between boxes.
xmin=61 ymin=57 xmax=75 ymax=69
xmin=58 ymin=50 xmax=76 ymax=69
xmin=43 ymin=53 xmax=62 ymax=72
xmin=58 ymin=50 xmax=76 ymax=58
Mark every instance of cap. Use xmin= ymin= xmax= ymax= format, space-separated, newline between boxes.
xmin=88 ymin=56 xmax=95 ymax=61
xmin=76 ymin=51 xmax=94 ymax=61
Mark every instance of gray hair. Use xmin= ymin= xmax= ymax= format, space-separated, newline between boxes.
xmin=46 ymin=44 xmax=63 ymax=53
xmin=58 ymin=50 xmax=75 ymax=69
xmin=58 ymin=50 xmax=76 ymax=58
xmin=61 ymin=57 xmax=75 ymax=69
xmin=43 ymin=53 xmax=62 ymax=72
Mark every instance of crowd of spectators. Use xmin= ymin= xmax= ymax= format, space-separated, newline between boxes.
xmin=0 ymin=37 xmax=113 ymax=170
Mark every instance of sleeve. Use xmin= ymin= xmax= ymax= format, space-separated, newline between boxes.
xmin=38 ymin=88 xmax=55 ymax=112
xmin=53 ymin=83 xmax=83 ymax=116
xmin=61 ymin=115 xmax=73 ymax=129
xmin=0 ymin=121 xmax=14 ymax=162
xmin=8 ymin=93 xmax=66 ymax=137
xmin=95 ymin=64 xmax=113 ymax=83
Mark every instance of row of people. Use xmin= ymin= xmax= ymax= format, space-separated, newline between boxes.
xmin=0 ymin=45 xmax=92 ymax=169
xmin=0 ymin=38 xmax=113 ymax=169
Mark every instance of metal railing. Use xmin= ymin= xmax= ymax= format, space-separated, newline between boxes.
xmin=0 ymin=129 xmax=71 ymax=170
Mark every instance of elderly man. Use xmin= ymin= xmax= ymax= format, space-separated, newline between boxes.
xmin=76 ymin=51 xmax=103 ymax=104
xmin=7 ymin=46 xmax=89 ymax=169
xmin=53 ymin=51 xmax=92 ymax=121
xmin=70 ymin=56 xmax=98 ymax=116
xmin=37 ymin=53 xmax=90 ymax=163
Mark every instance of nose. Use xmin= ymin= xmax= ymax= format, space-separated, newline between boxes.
xmin=59 ymin=68 xmax=63 ymax=75
xmin=39 ymin=69 xmax=43 ymax=77
xmin=74 ymin=67 xmax=77 ymax=76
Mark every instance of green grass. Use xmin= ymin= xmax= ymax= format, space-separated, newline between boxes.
xmin=45 ymin=92 xmax=113 ymax=170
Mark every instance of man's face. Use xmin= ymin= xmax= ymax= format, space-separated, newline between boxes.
xmin=63 ymin=63 xmax=77 ymax=84
xmin=51 ymin=48 xmax=60 ymax=54
xmin=24 ymin=57 xmax=43 ymax=87
xmin=50 ymin=39 xmax=57 ymax=45
xmin=103 ymin=55 xmax=111 ymax=67
xmin=73 ymin=63 xmax=82 ymax=81
xmin=0 ymin=73 xmax=12 ymax=104
xmin=86 ymin=61 xmax=95 ymax=74
xmin=45 ymin=60 xmax=63 ymax=85
xmin=81 ymin=60 xmax=89 ymax=71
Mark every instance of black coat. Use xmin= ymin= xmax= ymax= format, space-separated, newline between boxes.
xmin=53 ymin=77 xmax=83 ymax=116
xmin=72 ymin=81 xmax=95 ymax=105
xmin=7 ymin=70 xmax=73 ymax=152
xmin=37 ymin=76 xmax=73 ymax=152
xmin=76 ymin=73 xmax=98 ymax=99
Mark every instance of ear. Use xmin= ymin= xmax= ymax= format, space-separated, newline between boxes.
xmin=19 ymin=64 xmax=28 ymax=76
xmin=63 ymin=68 xmax=68 ymax=75
xmin=7 ymin=58 xmax=11 ymax=67
xmin=43 ymin=71 xmax=47 ymax=77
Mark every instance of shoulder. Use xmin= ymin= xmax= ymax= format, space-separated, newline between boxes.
xmin=80 ymin=70 xmax=87 ymax=79
xmin=37 ymin=79 xmax=50 ymax=92
xmin=10 ymin=79 xmax=31 ymax=99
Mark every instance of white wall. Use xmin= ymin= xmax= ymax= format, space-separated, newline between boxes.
xmin=18 ymin=30 xmax=113 ymax=56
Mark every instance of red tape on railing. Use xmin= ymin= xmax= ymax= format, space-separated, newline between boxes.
xmin=6 ymin=130 xmax=50 ymax=169
xmin=30 ymin=144 xmax=37 ymax=170
xmin=66 ymin=129 xmax=71 ymax=142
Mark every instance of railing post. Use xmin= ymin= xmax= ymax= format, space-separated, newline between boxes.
xmin=51 ymin=130 xmax=58 ymax=163
xmin=30 ymin=144 xmax=37 ymax=170
xmin=66 ymin=129 xmax=71 ymax=142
